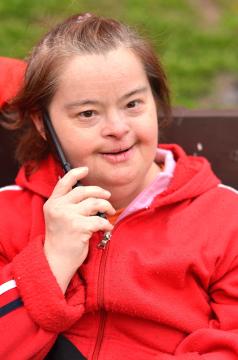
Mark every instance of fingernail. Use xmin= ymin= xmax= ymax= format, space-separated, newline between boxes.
xmin=104 ymin=190 xmax=111 ymax=196
xmin=79 ymin=166 xmax=88 ymax=172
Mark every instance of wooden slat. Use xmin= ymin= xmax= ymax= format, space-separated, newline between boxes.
xmin=162 ymin=109 xmax=238 ymax=189
xmin=0 ymin=127 xmax=18 ymax=187
xmin=0 ymin=109 xmax=238 ymax=188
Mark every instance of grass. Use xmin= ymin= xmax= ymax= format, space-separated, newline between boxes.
xmin=0 ymin=0 xmax=238 ymax=108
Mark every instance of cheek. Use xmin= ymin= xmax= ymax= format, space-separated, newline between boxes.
xmin=139 ymin=110 xmax=158 ymax=144
xmin=151 ymin=110 xmax=159 ymax=143
xmin=60 ymin=128 xmax=99 ymax=166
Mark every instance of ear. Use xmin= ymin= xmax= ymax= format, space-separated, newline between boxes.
xmin=31 ymin=113 xmax=46 ymax=140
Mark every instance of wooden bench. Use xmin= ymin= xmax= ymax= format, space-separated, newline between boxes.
xmin=0 ymin=57 xmax=238 ymax=188
xmin=161 ymin=108 xmax=238 ymax=189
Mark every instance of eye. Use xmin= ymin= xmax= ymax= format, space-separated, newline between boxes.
xmin=127 ymin=100 xmax=139 ymax=109
xmin=79 ymin=110 xmax=95 ymax=118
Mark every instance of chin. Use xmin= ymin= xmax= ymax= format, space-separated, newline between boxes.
xmin=102 ymin=172 xmax=139 ymax=188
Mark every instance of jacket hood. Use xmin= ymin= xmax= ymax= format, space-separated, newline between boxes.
xmin=0 ymin=57 xmax=26 ymax=108
xmin=15 ymin=155 xmax=63 ymax=198
xmin=15 ymin=144 xmax=220 ymax=205
xmin=156 ymin=144 xmax=220 ymax=207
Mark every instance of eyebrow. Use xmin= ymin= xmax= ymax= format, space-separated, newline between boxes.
xmin=120 ymin=86 xmax=148 ymax=101
xmin=64 ymin=86 xmax=148 ymax=109
xmin=64 ymin=99 xmax=100 ymax=109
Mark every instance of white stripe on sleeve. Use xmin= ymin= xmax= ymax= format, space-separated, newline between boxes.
xmin=0 ymin=280 xmax=17 ymax=295
xmin=0 ymin=185 xmax=22 ymax=193
xmin=218 ymin=184 xmax=238 ymax=195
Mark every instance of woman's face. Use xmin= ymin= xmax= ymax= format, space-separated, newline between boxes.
xmin=47 ymin=47 xmax=159 ymax=202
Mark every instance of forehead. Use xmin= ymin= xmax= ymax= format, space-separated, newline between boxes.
xmin=55 ymin=47 xmax=149 ymax=99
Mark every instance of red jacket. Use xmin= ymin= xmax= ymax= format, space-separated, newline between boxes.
xmin=1 ymin=144 xmax=238 ymax=360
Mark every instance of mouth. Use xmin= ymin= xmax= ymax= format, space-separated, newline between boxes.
xmin=101 ymin=146 xmax=132 ymax=155
xmin=100 ymin=145 xmax=134 ymax=163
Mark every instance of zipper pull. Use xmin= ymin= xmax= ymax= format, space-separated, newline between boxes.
xmin=97 ymin=231 xmax=111 ymax=249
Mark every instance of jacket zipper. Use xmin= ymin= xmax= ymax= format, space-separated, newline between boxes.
xmin=92 ymin=208 xmax=151 ymax=359
xmin=97 ymin=231 xmax=111 ymax=249
xmin=92 ymin=234 xmax=111 ymax=360
xmin=97 ymin=207 xmax=150 ymax=249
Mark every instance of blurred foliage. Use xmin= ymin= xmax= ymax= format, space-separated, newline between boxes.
xmin=0 ymin=0 xmax=238 ymax=108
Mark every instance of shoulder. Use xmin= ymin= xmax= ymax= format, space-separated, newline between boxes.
xmin=0 ymin=184 xmax=32 ymax=227
xmin=0 ymin=184 xmax=26 ymax=208
xmin=0 ymin=184 xmax=24 ymax=204
xmin=201 ymin=183 xmax=238 ymax=203
xmin=0 ymin=184 xmax=35 ymax=231
xmin=206 ymin=185 xmax=238 ymax=277
xmin=201 ymin=184 xmax=238 ymax=243
xmin=0 ymin=184 xmax=43 ymax=259
xmin=206 ymin=183 xmax=238 ymax=211
xmin=0 ymin=183 xmax=45 ymax=223
xmin=0 ymin=184 xmax=23 ymax=194
xmin=0 ymin=185 xmax=28 ymax=257
xmin=216 ymin=184 xmax=238 ymax=196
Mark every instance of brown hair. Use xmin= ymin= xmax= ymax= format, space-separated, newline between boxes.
xmin=0 ymin=13 xmax=171 ymax=170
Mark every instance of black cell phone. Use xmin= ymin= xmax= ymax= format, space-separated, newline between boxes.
xmin=42 ymin=112 xmax=78 ymax=174
xmin=42 ymin=111 xmax=105 ymax=217
xmin=42 ymin=111 xmax=81 ymax=187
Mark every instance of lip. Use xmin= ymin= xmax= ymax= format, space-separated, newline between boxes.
xmin=100 ymin=145 xmax=134 ymax=163
xmin=101 ymin=144 xmax=133 ymax=154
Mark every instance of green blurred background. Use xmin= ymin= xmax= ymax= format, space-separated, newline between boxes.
xmin=0 ymin=0 xmax=238 ymax=109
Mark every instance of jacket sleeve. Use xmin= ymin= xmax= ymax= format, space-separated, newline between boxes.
xmin=156 ymin=223 xmax=238 ymax=360
xmin=0 ymin=235 xmax=85 ymax=359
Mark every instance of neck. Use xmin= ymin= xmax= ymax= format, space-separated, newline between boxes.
xmin=107 ymin=162 xmax=160 ymax=210
xmin=109 ymin=185 xmax=144 ymax=210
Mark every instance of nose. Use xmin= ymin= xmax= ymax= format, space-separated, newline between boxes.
xmin=101 ymin=110 xmax=130 ymax=139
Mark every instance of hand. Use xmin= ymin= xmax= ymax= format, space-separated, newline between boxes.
xmin=43 ymin=167 xmax=115 ymax=293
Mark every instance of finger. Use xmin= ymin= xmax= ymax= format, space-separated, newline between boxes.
xmin=84 ymin=215 xmax=114 ymax=234
xmin=51 ymin=167 xmax=89 ymax=197
xmin=75 ymin=198 xmax=116 ymax=217
xmin=66 ymin=185 xmax=111 ymax=203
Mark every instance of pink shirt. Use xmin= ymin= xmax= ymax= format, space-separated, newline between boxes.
xmin=117 ymin=148 xmax=176 ymax=223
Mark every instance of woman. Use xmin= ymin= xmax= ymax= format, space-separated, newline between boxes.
xmin=1 ymin=13 xmax=238 ymax=360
